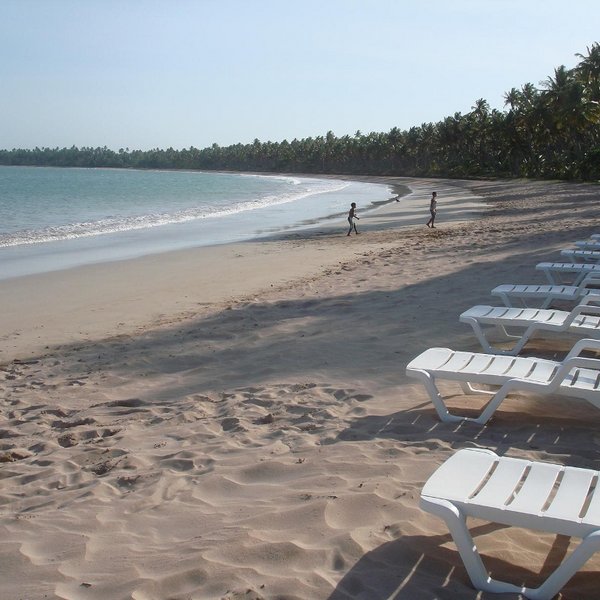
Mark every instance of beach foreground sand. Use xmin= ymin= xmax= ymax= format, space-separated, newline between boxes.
xmin=1 ymin=177 xmax=600 ymax=599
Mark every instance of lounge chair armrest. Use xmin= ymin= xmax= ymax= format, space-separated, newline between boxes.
xmin=502 ymin=374 xmax=565 ymax=394
xmin=565 ymin=338 xmax=600 ymax=359
xmin=559 ymin=356 xmax=600 ymax=375
xmin=577 ymin=295 xmax=600 ymax=307
xmin=503 ymin=353 xmax=600 ymax=391
xmin=567 ymin=301 xmax=600 ymax=322
xmin=580 ymin=275 xmax=600 ymax=290
xmin=544 ymin=356 xmax=600 ymax=389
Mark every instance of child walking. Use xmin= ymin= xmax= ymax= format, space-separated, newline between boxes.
xmin=347 ymin=202 xmax=360 ymax=235
xmin=426 ymin=192 xmax=437 ymax=228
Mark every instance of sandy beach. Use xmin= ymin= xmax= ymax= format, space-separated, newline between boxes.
xmin=2 ymin=176 xmax=600 ymax=600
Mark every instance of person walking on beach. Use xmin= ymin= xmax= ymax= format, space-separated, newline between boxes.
xmin=426 ymin=192 xmax=437 ymax=228
xmin=347 ymin=202 xmax=360 ymax=235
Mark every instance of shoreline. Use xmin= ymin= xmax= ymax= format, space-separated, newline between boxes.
xmin=0 ymin=176 xmax=484 ymax=361
xmin=2 ymin=176 xmax=600 ymax=599
xmin=0 ymin=171 xmax=394 ymax=282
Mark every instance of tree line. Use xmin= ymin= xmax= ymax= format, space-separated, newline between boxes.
xmin=1 ymin=44 xmax=599 ymax=181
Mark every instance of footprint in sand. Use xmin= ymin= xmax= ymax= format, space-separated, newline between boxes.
xmin=221 ymin=417 xmax=245 ymax=432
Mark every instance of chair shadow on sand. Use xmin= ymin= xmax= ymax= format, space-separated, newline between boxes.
xmin=334 ymin=391 xmax=600 ymax=462
xmin=325 ymin=522 xmax=600 ymax=600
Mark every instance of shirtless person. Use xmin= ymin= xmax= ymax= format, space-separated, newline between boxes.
xmin=347 ymin=202 xmax=360 ymax=235
xmin=426 ymin=192 xmax=437 ymax=228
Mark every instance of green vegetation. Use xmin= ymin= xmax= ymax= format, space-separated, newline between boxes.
xmin=1 ymin=44 xmax=599 ymax=180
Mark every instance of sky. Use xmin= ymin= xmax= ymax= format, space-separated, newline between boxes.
xmin=1 ymin=0 xmax=599 ymax=151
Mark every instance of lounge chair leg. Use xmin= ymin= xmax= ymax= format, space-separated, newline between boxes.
xmin=496 ymin=292 xmax=513 ymax=307
xmin=500 ymin=337 xmax=529 ymax=356
xmin=496 ymin=324 xmax=521 ymax=340
xmin=419 ymin=374 xmax=468 ymax=423
xmin=507 ymin=326 xmax=536 ymax=355
xmin=523 ymin=531 xmax=600 ymax=599
xmin=425 ymin=497 xmax=600 ymax=599
xmin=419 ymin=373 xmax=502 ymax=424
xmin=421 ymin=497 xmax=524 ymax=595
xmin=464 ymin=322 xmax=516 ymax=355
xmin=463 ymin=321 xmax=497 ymax=354
xmin=464 ymin=319 xmax=533 ymax=356
xmin=459 ymin=381 xmax=495 ymax=396
xmin=474 ymin=386 xmax=512 ymax=424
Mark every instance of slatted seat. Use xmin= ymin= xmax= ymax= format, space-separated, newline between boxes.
xmin=536 ymin=261 xmax=600 ymax=286
xmin=561 ymin=249 xmax=600 ymax=263
xmin=406 ymin=339 xmax=600 ymax=423
xmin=492 ymin=281 xmax=600 ymax=309
xmin=575 ymin=240 xmax=600 ymax=250
xmin=459 ymin=298 xmax=600 ymax=355
xmin=421 ymin=448 xmax=600 ymax=599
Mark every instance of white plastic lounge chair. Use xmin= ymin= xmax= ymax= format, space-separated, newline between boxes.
xmin=561 ymin=249 xmax=600 ymax=263
xmin=575 ymin=240 xmax=600 ymax=250
xmin=491 ymin=277 xmax=600 ymax=308
xmin=405 ymin=338 xmax=600 ymax=423
xmin=421 ymin=447 xmax=600 ymax=599
xmin=536 ymin=262 xmax=600 ymax=286
xmin=459 ymin=296 xmax=600 ymax=355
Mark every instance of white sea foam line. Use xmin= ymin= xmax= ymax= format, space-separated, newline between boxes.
xmin=238 ymin=172 xmax=304 ymax=185
xmin=0 ymin=180 xmax=351 ymax=248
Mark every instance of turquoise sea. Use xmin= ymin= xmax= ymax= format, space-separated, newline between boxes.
xmin=0 ymin=166 xmax=393 ymax=280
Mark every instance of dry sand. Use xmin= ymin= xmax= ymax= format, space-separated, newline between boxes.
xmin=1 ymin=176 xmax=600 ymax=599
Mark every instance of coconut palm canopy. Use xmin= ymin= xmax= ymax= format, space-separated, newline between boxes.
xmin=2 ymin=44 xmax=599 ymax=181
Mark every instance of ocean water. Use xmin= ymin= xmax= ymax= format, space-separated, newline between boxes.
xmin=0 ymin=166 xmax=392 ymax=280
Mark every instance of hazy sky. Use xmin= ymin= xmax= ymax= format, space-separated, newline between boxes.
xmin=2 ymin=0 xmax=598 ymax=151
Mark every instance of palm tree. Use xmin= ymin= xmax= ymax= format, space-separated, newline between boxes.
xmin=468 ymin=99 xmax=491 ymax=173
xmin=575 ymin=43 xmax=600 ymax=102
xmin=541 ymin=65 xmax=589 ymax=176
xmin=503 ymin=87 xmax=521 ymax=111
